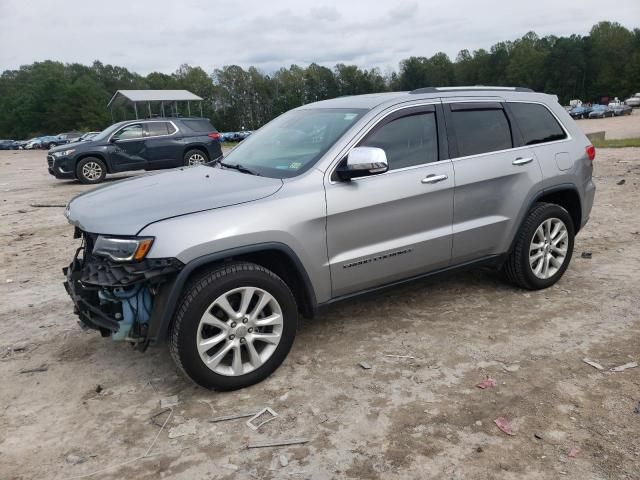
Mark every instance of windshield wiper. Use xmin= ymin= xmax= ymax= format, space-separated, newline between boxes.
xmin=219 ymin=161 xmax=261 ymax=176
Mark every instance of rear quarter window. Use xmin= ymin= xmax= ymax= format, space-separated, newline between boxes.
xmin=181 ymin=119 xmax=216 ymax=133
xmin=509 ymin=103 xmax=567 ymax=145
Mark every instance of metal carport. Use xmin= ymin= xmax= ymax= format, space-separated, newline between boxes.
xmin=107 ymin=90 xmax=204 ymax=120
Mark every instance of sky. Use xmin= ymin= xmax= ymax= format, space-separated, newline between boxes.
xmin=0 ymin=0 xmax=638 ymax=75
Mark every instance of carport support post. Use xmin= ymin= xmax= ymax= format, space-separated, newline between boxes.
xmin=188 ymin=101 xmax=191 ymax=117
xmin=199 ymin=101 xmax=203 ymax=117
xmin=161 ymin=102 xmax=165 ymax=117
xmin=134 ymin=102 xmax=139 ymax=119
xmin=148 ymin=102 xmax=152 ymax=118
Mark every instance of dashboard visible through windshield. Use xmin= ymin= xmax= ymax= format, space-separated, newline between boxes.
xmin=219 ymin=108 xmax=366 ymax=178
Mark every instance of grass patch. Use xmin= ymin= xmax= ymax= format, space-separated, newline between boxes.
xmin=591 ymin=137 xmax=640 ymax=148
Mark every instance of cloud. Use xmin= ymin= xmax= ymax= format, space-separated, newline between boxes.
xmin=0 ymin=0 xmax=638 ymax=75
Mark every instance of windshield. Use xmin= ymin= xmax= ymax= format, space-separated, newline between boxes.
xmin=220 ymin=108 xmax=366 ymax=178
xmin=91 ymin=122 xmax=127 ymax=142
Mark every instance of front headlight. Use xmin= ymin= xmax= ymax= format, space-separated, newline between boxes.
xmin=53 ymin=149 xmax=75 ymax=157
xmin=93 ymin=236 xmax=154 ymax=262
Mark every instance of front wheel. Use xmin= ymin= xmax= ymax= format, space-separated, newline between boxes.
xmin=169 ymin=262 xmax=298 ymax=390
xmin=76 ymin=157 xmax=106 ymax=184
xmin=503 ymin=202 xmax=575 ymax=290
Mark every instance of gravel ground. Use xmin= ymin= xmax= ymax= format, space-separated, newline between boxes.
xmin=1 ymin=137 xmax=639 ymax=479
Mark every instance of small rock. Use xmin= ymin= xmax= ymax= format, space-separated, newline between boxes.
xmin=160 ymin=395 xmax=179 ymax=409
xmin=310 ymin=406 xmax=321 ymax=416
xmin=279 ymin=392 xmax=289 ymax=402
xmin=634 ymin=402 xmax=640 ymax=414
xmin=503 ymin=364 xmax=520 ymax=373
xmin=534 ymin=433 xmax=543 ymax=440
xmin=581 ymin=251 xmax=592 ymax=259
xmin=6 ymin=279 xmax=13 ymax=283
xmin=66 ymin=454 xmax=87 ymax=465
xmin=476 ymin=446 xmax=483 ymax=453
xmin=616 ymin=179 xmax=626 ymax=185
xmin=95 ymin=384 xmax=103 ymax=394
xmin=279 ymin=454 xmax=289 ymax=467
xmin=359 ymin=362 xmax=372 ymax=370
xmin=475 ymin=420 xmax=483 ymax=426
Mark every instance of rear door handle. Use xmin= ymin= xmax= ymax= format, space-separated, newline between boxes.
xmin=421 ymin=174 xmax=448 ymax=184
xmin=512 ymin=157 xmax=533 ymax=166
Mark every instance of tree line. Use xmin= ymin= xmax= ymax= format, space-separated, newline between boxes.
xmin=0 ymin=21 xmax=638 ymax=139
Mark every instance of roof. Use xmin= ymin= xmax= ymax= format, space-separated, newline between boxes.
xmin=301 ymin=87 xmax=551 ymax=110
xmin=107 ymin=90 xmax=203 ymax=107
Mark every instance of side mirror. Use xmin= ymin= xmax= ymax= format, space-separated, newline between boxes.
xmin=109 ymin=136 xmax=118 ymax=143
xmin=336 ymin=147 xmax=388 ymax=181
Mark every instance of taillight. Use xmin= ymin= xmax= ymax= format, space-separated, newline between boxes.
xmin=208 ymin=132 xmax=221 ymax=141
xmin=586 ymin=145 xmax=596 ymax=161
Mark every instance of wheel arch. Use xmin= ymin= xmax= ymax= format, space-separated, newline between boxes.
xmin=75 ymin=152 xmax=112 ymax=173
xmin=148 ymin=242 xmax=317 ymax=343
xmin=183 ymin=145 xmax=209 ymax=162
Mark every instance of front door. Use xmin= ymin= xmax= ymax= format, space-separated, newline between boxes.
xmin=324 ymin=105 xmax=454 ymax=297
xmin=109 ymin=123 xmax=147 ymax=172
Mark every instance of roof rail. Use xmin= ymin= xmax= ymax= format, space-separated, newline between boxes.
xmin=410 ymin=86 xmax=534 ymax=94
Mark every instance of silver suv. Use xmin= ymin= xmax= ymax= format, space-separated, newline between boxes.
xmin=63 ymin=87 xmax=596 ymax=390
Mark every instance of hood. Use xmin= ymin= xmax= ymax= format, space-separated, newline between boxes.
xmin=50 ymin=140 xmax=86 ymax=152
xmin=66 ymin=166 xmax=283 ymax=235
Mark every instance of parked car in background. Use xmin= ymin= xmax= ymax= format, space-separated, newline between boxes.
xmin=625 ymin=94 xmax=640 ymax=107
xmin=0 ymin=139 xmax=16 ymax=150
xmin=613 ymin=104 xmax=632 ymax=116
xmin=569 ymin=105 xmax=592 ymax=119
xmin=48 ymin=117 xmax=222 ymax=184
xmin=57 ymin=131 xmax=84 ymax=144
xmin=77 ymin=131 xmax=100 ymax=142
xmin=24 ymin=137 xmax=44 ymax=149
xmin=62 ymin=86 xmax=595 ymax=390
xmin=588 ymin=105 xmax=614 ymax=118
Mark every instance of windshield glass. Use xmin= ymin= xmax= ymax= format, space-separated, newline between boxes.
xmin=91 ymin=122 xmax=127 ymax=142
xmin=220 ymin=108 xmax=366 ymax=178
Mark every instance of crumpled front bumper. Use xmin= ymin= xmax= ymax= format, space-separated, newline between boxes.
xmin=63 ymin=236 xmax=183 ymax=339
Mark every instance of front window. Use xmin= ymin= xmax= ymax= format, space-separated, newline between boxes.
xmin=219 ymin=108 xmax=366 ymax=178
xmin=112 ymin=124 xmax=143 ymax=140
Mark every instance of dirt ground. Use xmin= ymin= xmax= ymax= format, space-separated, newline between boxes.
xmin=1 ymin=128 xmax=639 ymax=479
xmin=576 ymin=108 xmax=640 ymax=139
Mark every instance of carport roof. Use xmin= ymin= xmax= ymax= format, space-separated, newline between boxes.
xmin=107 ymin=90 xmax=203 ymax=107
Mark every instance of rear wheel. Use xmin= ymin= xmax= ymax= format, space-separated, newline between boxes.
xmin=76 ymin=157 xmax=106 ymax=184
xmin=503 ymin=202 xmax=574 ymax=290
xmin=170 ymin=262 xmax=298 ymax=390
xmin=184 ymin=149 xmax=208 ymax=167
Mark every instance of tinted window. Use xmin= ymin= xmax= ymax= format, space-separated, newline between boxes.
xmin=166 ymin=122 xmax=177 ymax=134
xmin=361 ymin=113 xmax=438 ymax=170
xmin=509 ymin=103 xmax=567 ymax=145
xmin=451 ymin=108 xmax=512 ymax=157
xmin=113 ymin=124 xmax=143 ymax=140
xmin=181 ymin=119 xmax=215 ymax=132
xmin=146 ymin=122 xmax=169 ymax=137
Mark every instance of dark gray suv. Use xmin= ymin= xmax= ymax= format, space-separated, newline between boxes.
xmin=63 ymin=86 xmax=596 ymax=390
xmin=48 ymin=117 xmax=222 ymax=184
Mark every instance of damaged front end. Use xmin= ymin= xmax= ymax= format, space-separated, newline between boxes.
xmin=63 ymin=228 xmax=183 ymax=350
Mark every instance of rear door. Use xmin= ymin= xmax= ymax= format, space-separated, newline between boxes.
xmin=109 ymin=123 xmax=147 ymax=172
xmin=444 ymin=100 xmax=542 ymax=263
xmin=143 ymin=121 xmax=184 ymax=169
xmin=325 ymin=104 xmax=454 ymax=297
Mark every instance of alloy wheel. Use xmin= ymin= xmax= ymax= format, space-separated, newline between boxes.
xmin=188 ymin=153 xmax=205 ymax=166
xmin=82 ymin=161 xmax=103 ymax=181
xmin=196 ymin=286 xmax=284 ymax=376
xmin=529 ymin=217 xmax=568 ymax=279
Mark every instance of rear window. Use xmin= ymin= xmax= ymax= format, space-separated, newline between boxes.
xmin=450 ymin=108 xmax=512 ymax=157
xmin=509 ymin=103 xmax=567 ymax=145
xmin=181 ymin=119 xmax=215 ymax=133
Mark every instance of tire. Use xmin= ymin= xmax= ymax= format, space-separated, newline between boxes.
xmin=184 ymin=149 xmax=208 ymax=167
xmin=76 ymin=157 xmax=107 ymax=184
xmin=503 ymin=202 xmax=575 ymax=290
xmin=170 ymin=262 xmax=298 ymax=390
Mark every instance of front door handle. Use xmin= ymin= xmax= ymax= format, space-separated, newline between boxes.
xmin=421 ymin=174 xmax=448 ymax=184
xmin=512 ymin=157 xmax=533 ymax=166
